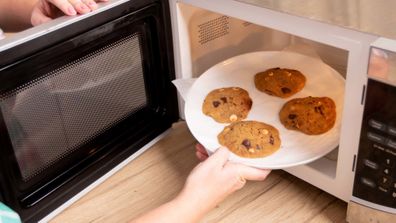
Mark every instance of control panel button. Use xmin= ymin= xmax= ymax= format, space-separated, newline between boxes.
xmin=361 ymin=177 xmax=376 ymax=188
xmin=364 ymin=159 xmax=379 ymax=170
xmin=367 ymin=132 xmax=386 ymax=144
xmin=388 ymin=126 xmax=396 ymax=136
xmin=386 ymin=138 xmax=396 ymax=150
xmin=369 ymin=119 xmax=387 ymax=131
xmin=373 ymin=143 xmax=386 ymax=152
xmin=378 ymin=185 xmax=390 ymax=193
xmin=384 ymin=157 xmax=393 ymax=167
xmin=383 ymin=168 xmax=391 ymax=175
xmin=379 ymin=176 xmax=391 ymax=186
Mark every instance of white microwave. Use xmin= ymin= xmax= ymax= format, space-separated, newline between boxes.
xmin=168 ymin=0 xmax=396 ymax=220
xmin=1 ymin=0 xmax=395 ymax=221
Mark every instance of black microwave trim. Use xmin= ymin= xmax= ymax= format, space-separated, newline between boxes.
xmin=0 ymin=0 xmax=178 ymax=221
xmin=0 ymin=0 xmax=160 ymax=68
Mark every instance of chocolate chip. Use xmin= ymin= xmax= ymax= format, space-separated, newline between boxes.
xmin=269 ymin=135 xmax=274 ymax=145
xmin=288 ymin=114 xmax=297 ymax=119
xmin=256 ymin=145 xmax=262 ymax=150
xmin=247 ymin=100 xmax=253 ymax=108
xmin=314 ymin=106 xmax=324 ymax=115
xmin=281 ymin=87 xmax=291 ymax=94
xmin=242 ymin=139 xmax=251 ymax=148
xmin=220 ymin=97 xmax=227 ymax=103
xmin=213 ymin=101 xmax=220 ymax=107
xmin=265 ymin=89 xmax=275 ymax=95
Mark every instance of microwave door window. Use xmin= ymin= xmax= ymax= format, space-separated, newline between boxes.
xmin=0 ymin=33 xmax=147 ymax=181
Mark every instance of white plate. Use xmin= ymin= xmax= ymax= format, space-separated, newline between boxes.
xmin=185 ymin=51 xmax=345 ymax=169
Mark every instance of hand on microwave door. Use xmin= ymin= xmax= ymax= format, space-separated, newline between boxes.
xmin=131 ymin=146 xmax=271 ymax=223
xmin=31 ymin=0 xmax=109 ymax=26
xmin=0 ymin=0 xmax=108 ymax=32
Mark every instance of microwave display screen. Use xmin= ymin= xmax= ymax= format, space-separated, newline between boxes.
xmin=0 ymin=33 xmax=146 ymax=182
xmin=368 ymin=47 xmax=396 ymax=85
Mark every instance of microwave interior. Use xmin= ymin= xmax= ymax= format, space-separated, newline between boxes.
xmin=177 ymin=3 xmax=348 ymax=78
xmin=176 ymin=3 xmax=349 ymax=179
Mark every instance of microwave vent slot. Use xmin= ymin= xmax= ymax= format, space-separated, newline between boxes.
xmin=198 ymin=15 xmax=230 ymax=45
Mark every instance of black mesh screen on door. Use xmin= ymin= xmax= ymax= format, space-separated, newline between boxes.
xmin=0 ymin=33 xmax=146 ymax=181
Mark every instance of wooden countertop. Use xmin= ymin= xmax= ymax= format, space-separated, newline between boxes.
xmin=50 ymin=121 xmax=347 ymax=223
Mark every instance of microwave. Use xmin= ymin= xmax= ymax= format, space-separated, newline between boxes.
xmin=1 ymin=0 xmax=396 ymax=222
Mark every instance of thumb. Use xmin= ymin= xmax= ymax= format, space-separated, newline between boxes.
xmin=31 ymin=7 xmax=53 ymax=26
xmin=204 ymin=147 xmax=230 ymax=169
xmin=237 ymin=165 xmax=271 ymax=181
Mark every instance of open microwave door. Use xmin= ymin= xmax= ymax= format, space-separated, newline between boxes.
xmin=0 ymin=0 xmax=178 ymax=222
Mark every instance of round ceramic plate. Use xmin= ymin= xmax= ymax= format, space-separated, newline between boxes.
xmin=184 ymin=51 xmax=345 ymax=169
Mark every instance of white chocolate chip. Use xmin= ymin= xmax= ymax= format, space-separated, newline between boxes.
xmin=248 ymin=148 xmax=255 ymax=153
xmin=287 ymin=72 xmax=292 ymax=77
xmin=219 ymin=88 xmax=225 ymax=91
xmin=229 ymin=114 xmax=238 ymax=121
xmin=232 ymin=87 xmax=239 ymax=91
xmin=268 ymin=72 xmax=274 ymax=76
xmin=261 ymin=129 xmax=269 ymax=135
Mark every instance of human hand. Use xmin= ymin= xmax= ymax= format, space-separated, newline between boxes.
xmin=31 ymin=0 xmax=108 ymax=26
xmin=130 ymin=147 xmax=270 ymax=223
xmin=177 ymin=147 xmax=271 ymax=218
xmin=195 ymin=143 xmax=209 ymax=161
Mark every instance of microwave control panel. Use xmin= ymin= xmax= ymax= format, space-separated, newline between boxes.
xmin=353 ymin=78 xmax=396 ymax=209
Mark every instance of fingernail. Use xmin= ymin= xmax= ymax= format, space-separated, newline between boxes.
xmin=68 ymin=6 xmax=77 ymax=15
xmin=81 ymin=4 xmax=89 ymax=10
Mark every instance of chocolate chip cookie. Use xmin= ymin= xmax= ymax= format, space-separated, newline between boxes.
xmin=254 ymin=67 xmax=306 ymax=98
xmin=279 ymin=96 xmax=336 ymax=135
xmin=218 ymin=120 xmax=281 ymax=158
xmin=202 ymin=87 xmax=253 ymax=123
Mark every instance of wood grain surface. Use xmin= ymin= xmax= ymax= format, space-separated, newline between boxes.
xmin=50 ymin=121 xmax=347 ymax=223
